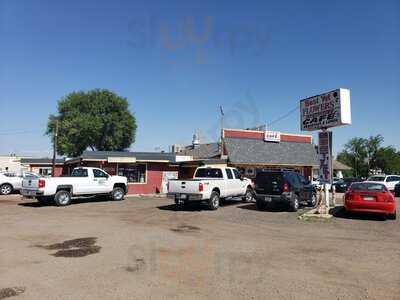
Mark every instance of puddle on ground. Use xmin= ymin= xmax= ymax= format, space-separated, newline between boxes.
xmin=35 ymin=237 xmax=101 ymax=257
xmin=0 ymin=287 xmax=25 ymax=299
xmin=125 ymin=258 xmax=146 ymax=272
xmin=170 ymin=224 xmax=201 ymax=233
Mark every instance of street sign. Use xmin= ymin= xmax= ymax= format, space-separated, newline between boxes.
xmin=318 ymin=131 xmax=333 ymax=183
xmin=300 ymin=88 xmax=351 ymax=131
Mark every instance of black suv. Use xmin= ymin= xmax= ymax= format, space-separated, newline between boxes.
xmin=254 ymin=170 xmax=317 ymax=212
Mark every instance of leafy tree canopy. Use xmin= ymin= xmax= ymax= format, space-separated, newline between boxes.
xmin=337 ymin=134 xmax=400 ymax=177
xmin=46 ymin=89 xmax=137 ymax=157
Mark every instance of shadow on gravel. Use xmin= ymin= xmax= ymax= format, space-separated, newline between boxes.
xmin=158 ymin=199 xmax=242 ymax=212
xmin=331 ymin=206 xmax=387 ymax=221
xmin=238 ymin=203 xmax=310 ymax=212
xmin=18 ymin=197 xmax=111 ymax=208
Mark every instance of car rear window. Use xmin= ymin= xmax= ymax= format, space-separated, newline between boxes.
xmin=351 ymin=182 xmax=386 ymax=192
xmin=194 ymin=168 xmax=223 ymax=178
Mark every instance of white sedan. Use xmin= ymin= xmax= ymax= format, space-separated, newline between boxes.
xmin=366 ymin=175 xmax=400 ymax=192
xmin=0 ymin=172 xmax=39 ymax=195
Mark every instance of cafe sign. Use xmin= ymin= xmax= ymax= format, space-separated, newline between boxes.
xmin=264 ymin=131 xmax=281 ymax=142
xmin=300 ymin=88 xmax=351 ymax=131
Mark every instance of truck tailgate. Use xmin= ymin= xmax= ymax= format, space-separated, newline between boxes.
xmin=168 ymin=180 xmax=202 ymax=194
xmin=22 ymin=177 xmax=40 ymax=189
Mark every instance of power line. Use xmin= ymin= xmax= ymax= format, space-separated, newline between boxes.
xmin=0 ymin=130 xmax=44 ymax=136
xmin=267 ymin=105 xmax=299 ymax=128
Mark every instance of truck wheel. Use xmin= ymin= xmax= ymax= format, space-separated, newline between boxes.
xmin=388 ymin=211 xmax=397 ymax=220
xmin=256 ymin=199 xmax=267 ymax=211
xmin=0 ymin=183 xmax=13 ymax=195
xmin=308 ymin=193 xmax=318 ymax=208
xmin=209 ymin=191 xmax=220 ymax=210
xmin=111 ymin=187 xmax=125 ymax=201
xmin=54 ymin=190 xmax=72 ymax=206
xmin=242 ymin=187 xmax=254 ymax=203
xmin=289 ymin=194 xmax=299 ymax=212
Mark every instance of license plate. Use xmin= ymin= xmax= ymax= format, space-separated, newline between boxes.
xmin=180 ymin=194 xmax=187 ymax=200
xmin=23 ymin=190 xmax=36 ymax=196
xmin=264 ymin=197 xmax=272 ymax=202
xmin=363 ymin=196 xmax=375 ymax=201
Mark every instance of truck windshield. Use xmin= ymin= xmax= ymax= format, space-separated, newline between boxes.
xmin=194 ymin=168 xmax=223 ymax=178
xmin=71 ymin=169 xmax=88 ymax=177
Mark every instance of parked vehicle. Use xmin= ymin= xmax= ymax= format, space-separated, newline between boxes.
xmin=311 ymin=178 xmax=322 ymax=190
xmin=254 ymin=170 xmax=317 ymax=212
xmin=0 ymin=171 xmax=39 ymax=195
xmin=333 ymin=177 xmax=360 ymax=193
xmin=366 ymin=175 xmax=400 ymax=192
xmin=21 ymin=167 xmax=128 ymax=206
xmin=167 ymin=167 xmax=254 ymax=210
xmin=344 ymin=182 xmax=396 ymax=220
xmin=395 ymin=183 xmax=400 ymax=197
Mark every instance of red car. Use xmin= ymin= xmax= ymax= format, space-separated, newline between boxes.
xmin=344 ymin=182 xmax=397 ymax=220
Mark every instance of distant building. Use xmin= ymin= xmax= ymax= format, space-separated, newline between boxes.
xmin=64 ymin=151 xmax=191 ymax=194
xmin=20 ymin=158 xmax=65 ymax=176
xmin=0 ymin=155 xmax=22 ymax=172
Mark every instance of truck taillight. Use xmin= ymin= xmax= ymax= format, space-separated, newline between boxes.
xmin=199 ymin=183 xmax=204 ymax=192
xmin=283 ymin=182 xmax=289 ymax=193
xmin=38 ymin=179 xmax=45 ymax=188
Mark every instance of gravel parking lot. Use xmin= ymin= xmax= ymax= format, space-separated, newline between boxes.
xmin=0 ymin=194 xmax=399 ymax=300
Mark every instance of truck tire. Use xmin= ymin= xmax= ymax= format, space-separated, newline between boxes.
xmin=307 ymin=193 xmax=318 ymax=208
xmin=54 ymin=190 xmax=72 ymax=206
xmin=256 ymin=199 xmax=267 ymax=211
xmin=388 ymin=211 xmax=397 ymax=220
xmin=242 ymin=187 xmax=254 ymax=203
xmin=289 ymin=194 xmax=299 ymax=212
xmin=111 ymin=187 xmax=125 ymax=201
xmin=0 ymin=183 xmax=13 ymax=195
xmin=208 ymin=191 xmax=220 ymax=210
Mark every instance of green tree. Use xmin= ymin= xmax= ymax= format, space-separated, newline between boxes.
xmin=375 ymin=146 xmax=400 ymax=174
xmin=46 ymin=89 xmax=137 ymax=157
xmin=365 ymin=134 xmax=384 ymax=171
xmin=338 ymin=137 xmax=368 ymax=178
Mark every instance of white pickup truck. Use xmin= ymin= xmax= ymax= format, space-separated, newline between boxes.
xmin=167 ymin=167 xmax=254 ymax=210
xmin=21 ymin=167 xmax=128 ymax=206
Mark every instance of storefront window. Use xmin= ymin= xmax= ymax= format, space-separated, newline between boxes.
xmin=39 ymin=167 xmax=52 ymax=176
xmin=118 ymin=164 xmax=146 ymax=183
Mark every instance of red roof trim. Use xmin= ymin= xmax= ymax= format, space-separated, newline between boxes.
xmin=223 ymin=129 xmax=312 ymax=143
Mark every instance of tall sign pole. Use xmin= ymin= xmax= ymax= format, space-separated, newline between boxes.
xmin=51 ymin=120 xmax=59 ymax=177
xmin=300 ymin=88 xmax=351 ymax=215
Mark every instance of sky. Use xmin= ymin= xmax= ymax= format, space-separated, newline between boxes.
xmin=1 ymin=0 xmax=399 ymax=157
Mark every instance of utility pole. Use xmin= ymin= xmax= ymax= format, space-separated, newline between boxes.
xmin=51 ymin=120 xmax=59 ymax=177
xmin=219 ymin=106 xmax=224 ymax=159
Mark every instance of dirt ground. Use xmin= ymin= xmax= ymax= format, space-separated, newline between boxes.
xmin=0 ymin=194 xmax=399 ymax=300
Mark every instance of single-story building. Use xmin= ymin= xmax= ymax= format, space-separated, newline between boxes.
xmin=172 ymin=128 xmax=319 ymax=181
xmin=20 ymin=158 xmax=65 ymax=176
xmin=222 ymin=128 xmax=318 ymax=180
xmin=64 ymin=151 xmax=191 ymax=195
